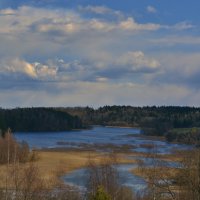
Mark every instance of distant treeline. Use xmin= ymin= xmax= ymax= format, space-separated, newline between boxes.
xmin=0 ymin=108 xmax=83 ymax=133
xmin=58 ymin=106 xmax=200 ymax=144
xmin=1 ymin=106 xmax=200 ymax=144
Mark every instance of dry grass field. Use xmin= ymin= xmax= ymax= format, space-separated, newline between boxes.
xmin=0 ymin=150 xmax=138 ymax=189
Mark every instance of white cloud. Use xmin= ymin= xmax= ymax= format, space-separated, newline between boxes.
xmin=34 ymin=62 xmax=58 ymax=78
xmin=95 ymin=77 xmax=108 ymax=82
xmin=79 ymin=5 xmax=114 ymax=15
xmin=0 ymin=6 xmax=163 ymax=36
xmin=0 ymin=5 xmax=199 ymax=107
xmin=0 ymin=51 xmax=160 ymax=85
xmin=0 ymin=58 xmax=37 ymax=78
xmin=116 ymin=51 xmax=160 ymax=72
xmin=0 ymin=58 xmax=58 ymax=80
xmin=148 ymin=52 xmax=200 ymax=89
xmin=119 ymin=17 xmax=160 ymax=31
xmin=59 ymin=51 xmax=161 ymax=79
xmin=172 ymin=21 xmax=195 ymax=30
xmin=89 ymin=19 xmax=114 ymax=31
xmin=147 ymin=6 xmax=157 ymax=13
xmin=78 ymin=5 xmax=124 ymax=19
xmin=0 ymin=6 xmax=81 ymax=34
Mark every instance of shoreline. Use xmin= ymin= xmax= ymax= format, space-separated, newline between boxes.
xmin=0 ymin=146 xmax=183 ymax=190
xmin=36 ymin=148 xmax=180 ymax=189
xmin=32 ymin=149 xmax=139 ymax=188
xmin=105 ymin=125 xmax=140 ymax=129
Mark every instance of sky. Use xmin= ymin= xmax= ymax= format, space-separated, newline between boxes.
xmin=0 ymin=0 xmax=200 ymax=108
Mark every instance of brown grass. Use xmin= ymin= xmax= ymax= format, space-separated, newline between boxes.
xmin=131 ymin=166 xmax=179 ymax=179
xmin=37 ymin=150 xmax=137 ymax=176
xmin=0 ymin=148 xmax=184 ymax=190
xmin=0 ymin=150 xmax=137 ymax=189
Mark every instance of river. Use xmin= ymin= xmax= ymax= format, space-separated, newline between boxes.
xmin=14 ymin=126 xmax=189 ymax=154
xmin=14 ymin=126 xmax=190 ymax=193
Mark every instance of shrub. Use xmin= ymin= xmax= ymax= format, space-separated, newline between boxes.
xmin=91 ymin=186 xmax=111 ymax=200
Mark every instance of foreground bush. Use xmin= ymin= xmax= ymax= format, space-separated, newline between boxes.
xmin=91 ymin=186 xmax=111 ymax=200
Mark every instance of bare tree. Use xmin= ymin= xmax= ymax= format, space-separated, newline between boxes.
xmin=86 ymin=153 xmax=135 ymax=200
xmin=136 ymin=145 xmax=177 ymax=200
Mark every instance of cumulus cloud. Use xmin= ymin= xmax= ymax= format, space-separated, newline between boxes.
xmin=0 ymin=51 xmax=160 ymax=87
xmin=0 ymin=6 xmax=82 ymax=34
xmin=0 ymin=5 xmax=196 ymax=38
xmin=0 ymin=58 xmax=58 ymax=80
xmin=0 ymin=58 xmax=37 ymax=78
xmin=56 ymin=51 xmax=160 ymax=81
xmin=33 ymin=62 xmax=58 ymax=78
xmin=148 ymin=52 xmax=200 ymax=89
xmin=0 ymin=6 xmax=163 ymax=36
xmin=116 ymin=51 xmax=160 ymax=72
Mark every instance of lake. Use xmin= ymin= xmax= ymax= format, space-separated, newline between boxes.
xmin=14 ymin=126 xmax=189 ymax=154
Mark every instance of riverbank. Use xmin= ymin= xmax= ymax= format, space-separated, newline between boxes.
xmin=31 ymin=148 xmax=182 ymax=186
xmin=0 ymin=149 xmax=139 ymax=189
xmin=0 ymin=145 xmax=186 ymax=193
xmin=11 ymin=125 xmax=192 ymax=194
xmin=36 ymin=150 xmax=141 ymax=184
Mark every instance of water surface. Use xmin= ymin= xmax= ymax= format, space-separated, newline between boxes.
xmin=14 ymin=126 xmax=190 ymax=194
xmin=14 ymin=126 xmax=189 ymax=154
xmin=62 ymin=164 xmax=146 ymax=193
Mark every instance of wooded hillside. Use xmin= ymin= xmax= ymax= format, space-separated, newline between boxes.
xmin=0 ymin=108 xmax=83 ymax=133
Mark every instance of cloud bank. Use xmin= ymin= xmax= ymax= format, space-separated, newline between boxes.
xmin=0 ymin=4 xmax=199 ymax=107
